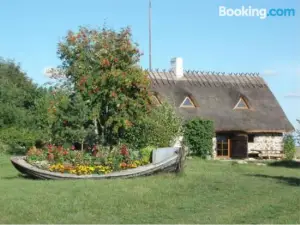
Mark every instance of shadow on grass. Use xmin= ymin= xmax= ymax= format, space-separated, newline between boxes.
xmin=267 ymin=160 xmax=300 ymax=168
xmin=246 ymin=174 xmax=300 ymax=186
xmin=2 ymin=173 xmax=38 ymax=180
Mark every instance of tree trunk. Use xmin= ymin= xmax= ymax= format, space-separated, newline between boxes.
xmin=81 ymin=139 xmax=84 ymax=152
xmin=94 ymin=118 xmax=99 ymax=135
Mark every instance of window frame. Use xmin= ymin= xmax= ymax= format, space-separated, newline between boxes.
xmin=180 ymin=96 xmax=195 ymax=108
xmin=149 ymin=94 xmax=162 ymax=106
xmin=248 ymin=134 xmax=255 ymax=143
xmin=233 ymin=97 xmax=249 ymax=110
xmin=216 ymin=138 xmax=230 ymax=158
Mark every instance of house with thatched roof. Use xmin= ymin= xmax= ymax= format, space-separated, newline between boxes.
xmin=147 ymin=58 xmax=294 ymax=159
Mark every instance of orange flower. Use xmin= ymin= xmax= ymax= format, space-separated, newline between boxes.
xmin=125 ymin=120 xmax=132 ymax=127
xmin=120 ymin=162 xmax=127 ymax=169
xmin=111 ymin=92 xmax=117 ymax=98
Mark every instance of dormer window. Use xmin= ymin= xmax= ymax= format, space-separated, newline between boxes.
xmin=150 ymin=95 xmax=161 ymax=106
xmin=234 ymin=97 xmax=249 ymax=110
xmin=180 ymin=96 xmax=195 ymax=108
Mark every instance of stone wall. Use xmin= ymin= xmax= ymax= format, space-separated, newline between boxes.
xmin=173 ymin=135 xmax=284 ymax=158
xmin=212 ymin=134 xmax=284 ymax=158
xmin=248 ymin=135 xmax=283 ymax=154
xmin=212 ymin=137 xmax=217 ymax=159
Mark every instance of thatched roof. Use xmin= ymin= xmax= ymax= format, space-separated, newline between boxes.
xmin=147 ymin=70 xmax=294 ymax=133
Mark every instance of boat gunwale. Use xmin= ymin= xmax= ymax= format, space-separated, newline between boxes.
xmin=10 ymin=154 xmax=179 ymax=180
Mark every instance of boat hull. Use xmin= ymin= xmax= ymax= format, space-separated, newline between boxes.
xmin=10 ymin=147 xmax=184 ymax=180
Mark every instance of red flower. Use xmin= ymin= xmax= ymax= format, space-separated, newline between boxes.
xmin=47 ymin=153 xmax=54 ymax=161
xmin=63 ymin=150 xmax=68 ymax=155
xmin=102 ymin=59 xmax=110 ymax=66
xmin=120 ymin=145 xmax=129 ymax=156
xmin=114 ymin=58 xmax=118 ymax=63
xmin=92 ymin=149 xmax=98 ymax=157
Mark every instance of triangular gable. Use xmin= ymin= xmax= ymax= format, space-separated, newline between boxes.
xmin=150 ymin=95 xmax=161 ymax=105
xmin=180 ymin=96 xmax=195 ymax=108
xmin=234 ymin=97 xmax=249 ymax=109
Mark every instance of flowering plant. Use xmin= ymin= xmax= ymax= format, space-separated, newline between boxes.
xmin=57 ymin=26 xmax=152 ymax=146
xmin=26 ymin=143 xmax=152 ymax=175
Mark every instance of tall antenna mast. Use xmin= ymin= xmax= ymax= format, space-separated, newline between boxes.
xmin=149 ymin=0 xmax=152 ymax=71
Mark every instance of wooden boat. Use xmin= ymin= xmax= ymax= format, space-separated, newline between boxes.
xmin=10 ymin=147 xmax=185 ymax=180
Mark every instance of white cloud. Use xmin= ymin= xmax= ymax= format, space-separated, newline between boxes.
xmin=284 ymin=92 xmax=300 ymax=98
xmin=261 ymin=69 xmax=278 ymax=76
xmin=43 ymin=66 xmax=54 ymax=77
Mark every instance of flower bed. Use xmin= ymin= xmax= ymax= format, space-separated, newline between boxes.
xmin=25 ymin=144 xmax=153 ymax=175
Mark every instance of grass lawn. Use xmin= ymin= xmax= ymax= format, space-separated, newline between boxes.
xmin=1 ymin=155 xmax=300 ymax=224
xmin=296 ymin=146 xmax=300 ymax=158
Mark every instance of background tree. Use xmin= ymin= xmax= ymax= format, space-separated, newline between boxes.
xmin=0 ymin=58 xmax=38 ymax=128
xmin=0 ymin=58 xmax=48 ymax=153
xmin=57 ymin=26 xmax=151 ymax=147
xmin=296 ymin=119 xmax=300 ymax=145
xmin=283 ymin=134 xmax=296 ymax=160
xmin=123 ymin=102 xmax=183 ymax=149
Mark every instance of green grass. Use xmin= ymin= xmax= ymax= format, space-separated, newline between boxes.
xmin=1 ymin=155 xmax=300 ymax=224
xmin=296 ymin=146 xmax=300 ymax=158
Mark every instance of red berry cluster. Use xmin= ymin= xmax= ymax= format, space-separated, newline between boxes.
xmin=120 ymin=145 xmax=129 ymax=156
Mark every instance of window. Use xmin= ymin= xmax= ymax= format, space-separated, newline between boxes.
xmin=234 ymin=97 xmax=249 ymax=110
xmin=248 ymin=134 xmax=255 ymax=143
xmin=150 ymin=95 xmax=161 ymax=105
xmin=180 ymin=96 xmax=195 ymax=108
xmin=217 ymin=136 xmax=229 ymax=157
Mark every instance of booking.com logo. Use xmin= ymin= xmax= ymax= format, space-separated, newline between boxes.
xmin=219 ymin=6 xmax=296 ymax=19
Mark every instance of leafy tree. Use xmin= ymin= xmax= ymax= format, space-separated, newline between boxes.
xmin=0 ymin=58 xmax=39 ymax=128
xmin=283 ymin=134 xmax=296 ymax=160
xmin=297 ymin=119 xmax=300 ymax=146
xmin=0 ymin=58 xmax=49 ymax=151
xmin=123 ymin=102 xmax=183 ymax=149
xmin=57 ymin=26 xmax=151 ymax=147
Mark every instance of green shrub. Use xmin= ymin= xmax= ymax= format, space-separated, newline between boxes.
xmin=0 ymin=127 xmax=47 ymax=155
xmin=0 ymin=141 xmax=11 ymax=155
xmin=183 ymin=119 xmax=214 ymax=158
xmin=124 ymin=102 xmax=183 ymax=149
xmin=140 ymin=146 xmax=156 ymax=163
xmin=283 ymin=134 xmax=296 ymax=160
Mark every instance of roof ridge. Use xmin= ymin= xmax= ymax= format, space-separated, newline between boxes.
xmin=144 ymin=69 xmax=262 ymax=78
xmin=146 ymin=69 xmax=267 ymax=88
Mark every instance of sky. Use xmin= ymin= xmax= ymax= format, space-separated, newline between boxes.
xmin=0 ymin=0 xmax=299 ymax=131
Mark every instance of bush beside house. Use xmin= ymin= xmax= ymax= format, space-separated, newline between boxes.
xmin=283 ymin=134 xmax=296 ymax=160
xmin=183 ymin=119 xmax=214 ymax=158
